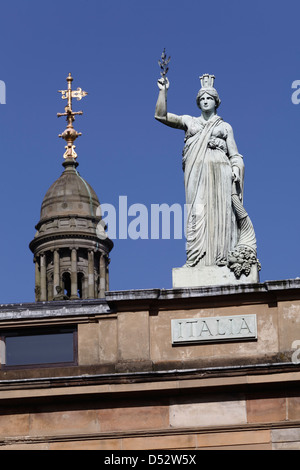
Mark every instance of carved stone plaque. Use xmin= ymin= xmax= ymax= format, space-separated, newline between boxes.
xmin=171 ymin=314 xmax=257 ymax=344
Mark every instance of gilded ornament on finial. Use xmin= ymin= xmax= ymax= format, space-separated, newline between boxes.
xmin=57 ymin=73 xmax=88 ymax=160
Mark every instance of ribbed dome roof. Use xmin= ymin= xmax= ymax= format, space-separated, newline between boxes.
xmin=39 ymin=158 xmax=100 ymax=225
xmin=29 ymin=156 xmax=113 ymax=256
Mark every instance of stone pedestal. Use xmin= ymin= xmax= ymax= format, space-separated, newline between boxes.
xmin=172 ymin=265 xmax=259 ymax=289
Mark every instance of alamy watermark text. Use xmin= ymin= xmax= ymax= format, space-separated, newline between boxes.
xmin=0 ymin=80 xmax=5 ymax=104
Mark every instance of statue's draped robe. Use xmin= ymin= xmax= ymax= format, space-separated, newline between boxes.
xmin=182 ymin=115 xmax=244 ymax=267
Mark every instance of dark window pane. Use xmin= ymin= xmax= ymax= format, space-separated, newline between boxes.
xmin=5 ymin=330 xmax=75 ymax=366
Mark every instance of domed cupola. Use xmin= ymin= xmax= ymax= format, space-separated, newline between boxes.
xmin=29 ymin=73 xmax=113 ymax=301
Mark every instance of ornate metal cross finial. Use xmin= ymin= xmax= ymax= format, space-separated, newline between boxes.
xmin=158 ymin=48 xmax=171 ymax=82
xmin=57 ymin=73 xmax=88 ymax=160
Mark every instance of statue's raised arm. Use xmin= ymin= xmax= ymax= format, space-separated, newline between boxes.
xmin=155 ymin=49 xmax=191 ymax=130
xmin=154 ymin=77 xmax=189 ymax=130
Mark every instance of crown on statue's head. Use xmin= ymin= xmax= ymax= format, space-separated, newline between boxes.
xmin=199 ymin=74 xmax=215 ymax=88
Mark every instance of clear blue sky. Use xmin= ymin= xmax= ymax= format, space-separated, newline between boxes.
xmin=0 ymin=0 xmax=299 ymax=303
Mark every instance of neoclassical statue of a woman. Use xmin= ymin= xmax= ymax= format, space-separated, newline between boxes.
xmin=155 ymin=71 xmax=260 ymax=280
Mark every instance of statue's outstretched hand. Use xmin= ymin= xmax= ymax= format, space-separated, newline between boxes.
xmin=232 ymin=167 xmax=243 ymax=200
xmin=157 ymin=77 xmax=169 ymax=90
xmin=232 ymin=167 xmax=240 ymax=184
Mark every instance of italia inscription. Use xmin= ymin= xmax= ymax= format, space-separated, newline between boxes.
xmin=171 ymin=314 xmax=257 ymax=344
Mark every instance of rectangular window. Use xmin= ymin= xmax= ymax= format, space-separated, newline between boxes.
xmin=0 ymin=326 xmax=77 ymax=368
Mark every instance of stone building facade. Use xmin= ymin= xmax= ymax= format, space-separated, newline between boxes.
xmin=0 ymin=280 xmax=300 ymax=450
